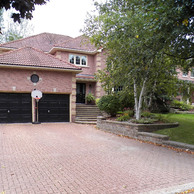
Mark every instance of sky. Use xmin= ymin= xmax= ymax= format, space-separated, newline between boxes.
xmin=30 ymin=0 xmax=98 ymax=37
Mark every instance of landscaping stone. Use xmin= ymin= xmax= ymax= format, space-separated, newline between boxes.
xmin=97 ymin=116 xmax=194 ymax=151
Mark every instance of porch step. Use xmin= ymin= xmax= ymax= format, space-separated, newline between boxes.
xmin=75 ymin=104 xmax=101 ymax=124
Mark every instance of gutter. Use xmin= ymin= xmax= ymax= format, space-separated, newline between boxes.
xmin=0 ymin=63 xmax=82 ymax=73
xmin=49 ymin=47 xmax=102 ymax=55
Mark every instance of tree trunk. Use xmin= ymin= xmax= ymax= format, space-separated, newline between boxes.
xmin=134 ymin=78 xmax=147 ymax=120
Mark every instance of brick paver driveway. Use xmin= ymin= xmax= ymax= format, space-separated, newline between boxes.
xmin=0 ymin=123 xmax=194 ymax=194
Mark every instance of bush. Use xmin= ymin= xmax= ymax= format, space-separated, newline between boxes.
xmin=97 ymin=95 xmax=121 ymax=117
xmin=153 ymin=114 xmax=172 ymax=123
xmin=130 ymin=118 xmax=158 ymax=124
xmin=95 ymin=98 xmax=100 ymax=105
xmin=86 ymin=93 xmax=95 ymax=103
xmin=141 ymin=111 xmax=153 ymax=118
xmin=116 ymin=109 xmax=134 ymax=121
xmin=117 ymin=91 xmax=135 ymax=110
xmin=116 ymin=114 xmax=131 ymax=121
xmin=171 ymin=100 xmax=193 ymax=111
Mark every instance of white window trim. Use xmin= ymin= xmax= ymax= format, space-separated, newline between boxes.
xmin=191 ymin=68 xmax=194 ymax=78
xmin=182 ymin=71 xmax=188 ymax=77
xmin=69 ymin=54 xmax=88 ymax=67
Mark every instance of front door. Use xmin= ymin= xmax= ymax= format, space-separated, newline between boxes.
xmin=76 ymin=83 xmax=86 ymax=103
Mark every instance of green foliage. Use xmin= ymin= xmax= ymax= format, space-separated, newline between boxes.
xmin=141 ymin=111 xmax=153 ymax=118
xmin=141 ymin=112 xmax=173 ymax=123
xmin=116 ymin=109 xmax=134 ymax=121
xmin=155 ymin=114 xmax=194 ymax=145
xmin=117 ymin=90 xmax=135 ymax=110
xmin=130 ymin=118 xmax=158 ymax=124
xmin=116 ymin=114 xmax=131 ymax=121
xmin=0 ymin=0 xmax=49 ymax=23
xmin=83 ymin=0 xmax=186 ymax=120
xmin=153 ymin=114 xmax=172 ymax=123
xmin=95 ymin=98 xmax=100 ymax=105
xmin=85 ymin=93 xmax=95 ymax=103
xmin=0 ymin=9 xmax=34 ymax=43
xmin=97 ymin=95 xmax=121 ymax=116
xmin=171 ymin=100 xmax=194 ymax=111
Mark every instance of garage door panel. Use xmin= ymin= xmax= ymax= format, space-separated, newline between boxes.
xmin=0 ymin=93 xmax=31 ymax=123
xmin=0 ymin=93 xmax=70 ymax=123
xmin=39 ymin=94 xmax=69 ymax=122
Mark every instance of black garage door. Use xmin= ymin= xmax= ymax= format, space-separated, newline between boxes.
xmin=39 ymin=94 xmax=69 ymax=122
xmin=0 ymin=93 xmax=32 ymax=123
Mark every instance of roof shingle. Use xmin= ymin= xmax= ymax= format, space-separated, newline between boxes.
xmin=0 ymin=33 xmax=73 ymax=52
xmin=54 ymin=36 xmax=97 ymax=52
xmin=0 ymin=47 xmax=81 ymax=71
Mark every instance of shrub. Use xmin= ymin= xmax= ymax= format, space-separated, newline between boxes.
xmin=171 ymin=100 xmax=193 ymax=111
xmin=117 ymin=91 xmax=135 ymax=110
xmin=86 ymin=93 xmax=95 ymax=103
xmin=97 ymin=95 xmax=121 ymax=116
xmin=130 ymin=118 xmax=157 ymax=124
xmin=124 ymin=109 xmax=134 ymax=117
xmin=95 ymin=98 xmax=100 ymax=105
xmin=116 ymin=114 xmax=131 ymax=121
xmin=141 ymin=111 xmax=153 ymax=118
xmin=116 ymin=109 xmax=134 ymax=121
xmin=154 ymin=114 xmax=173 ymax=123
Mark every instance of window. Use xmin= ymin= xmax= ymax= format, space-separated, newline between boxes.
xmin=182 ymin=71 xmax=188 ymax=77
xmin=191 ymin=68 xmax=194 ymax=78
xmin=69 ymin=54 xmax=87 ymax=66
xmin=113 ymin=86 xmax=123 ymax=92
xmin=31 ymin=74 xmax=39 ymax=83
xmin=69 ymin=54 xmax=74 ymax=64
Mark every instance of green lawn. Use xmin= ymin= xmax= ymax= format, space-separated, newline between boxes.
xmin=154 ymin=114 xmax=194 ymax=145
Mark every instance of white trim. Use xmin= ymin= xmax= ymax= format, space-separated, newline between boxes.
xmin=191 ymin=68 xmax=194 ymax=78
xmin=182 ymin=72 xmax=188 ymax=77
xmin=0 ymin=63 xmax=82 ymax=73
xmin=69 ymin=53 xmax=88 ymax=67
xmin=49 ymin=47 xmax=99 ymax=55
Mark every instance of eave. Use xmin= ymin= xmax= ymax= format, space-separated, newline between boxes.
xmin=0 ymin=63 xmax=82 ymax=73
xmin=49 ymin=47 xmax=102 ymax=55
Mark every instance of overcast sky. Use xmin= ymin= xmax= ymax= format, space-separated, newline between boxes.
xmin=30 ymin=0 xmax=98 ymax=37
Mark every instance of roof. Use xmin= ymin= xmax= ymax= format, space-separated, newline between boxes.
xmin=0 ymin=47 xmax=82 ymax=72
xmin=51 ymin=35 xmax=97 ymax=53
xmin=0 ymin=33 xmax=73 ymax=52
xmin=76 ymin=74 xmax=96 ymax=82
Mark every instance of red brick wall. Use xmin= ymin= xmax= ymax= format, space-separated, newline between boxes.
xmin=0 ymin=68 xmax=73 ymax=93
xmin=54 ymin=50 xmax=108 ymax=98
xmin=177 ymin=69 xmax=194 ymax=81
xmin=56 ymin=51 xmax=97 ymax=75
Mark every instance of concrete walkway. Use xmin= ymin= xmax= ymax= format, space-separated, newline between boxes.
xmin=0 ymin=123 xmax=194 ymax=194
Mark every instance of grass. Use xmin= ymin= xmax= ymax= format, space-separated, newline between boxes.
xmin=154 ymin=114 xmax=194 ymax=145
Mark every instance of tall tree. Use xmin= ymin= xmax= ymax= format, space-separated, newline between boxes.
xmin=0 ymin=0 xmax=49 ymax=23
xmin=83 ymin=0 xmax=187 ymax=119
xmin=0 ymin=9 xmax=34 ymax=43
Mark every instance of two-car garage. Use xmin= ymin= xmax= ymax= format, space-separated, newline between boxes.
xmin=0 ymin=93 xmax=69 ymax=123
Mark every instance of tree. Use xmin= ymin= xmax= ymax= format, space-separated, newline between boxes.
xmin=0 ymin=9 xmax=34 ymax=43
xmin=83 ymin=0 xmax=185 ymax=120
xmin=0 ymin=0 xmax=49 ymax=23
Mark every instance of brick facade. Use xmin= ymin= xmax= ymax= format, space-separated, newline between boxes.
xmin=0 ymin=67 xmax=77 ymax=122
xmin=0 ymin=68 xmax=73 ymax=93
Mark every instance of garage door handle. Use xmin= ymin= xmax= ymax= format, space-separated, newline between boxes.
xmin=7 ymin=110 xmax=10 ymax=113
xmin=48 ymin=110 xmax=50 ymax=113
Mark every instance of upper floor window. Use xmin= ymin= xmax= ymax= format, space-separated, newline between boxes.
xmin=191 ymin=68 xmax=194 ymax=78
xmin=69 ymin=54 xmax=87 ymax=66
xmin=182 ymin=71 xmax=188 ymax=77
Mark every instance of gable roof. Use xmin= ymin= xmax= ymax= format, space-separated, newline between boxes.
xmin=0 ymin=33 xmax=73 ymax=52
xmin=0 ymin=47 xmax=81 ymax=72
xmin=50 ymin=35 xmax=98 ymax=54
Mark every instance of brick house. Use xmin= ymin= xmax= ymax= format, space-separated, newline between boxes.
xmin=0 ymin=32 xmax=193 ymax=123
xmin=0 ymin=33 xmax=106 ymax=123
xmin=176 ymin=68 xmax=194 ymax=104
